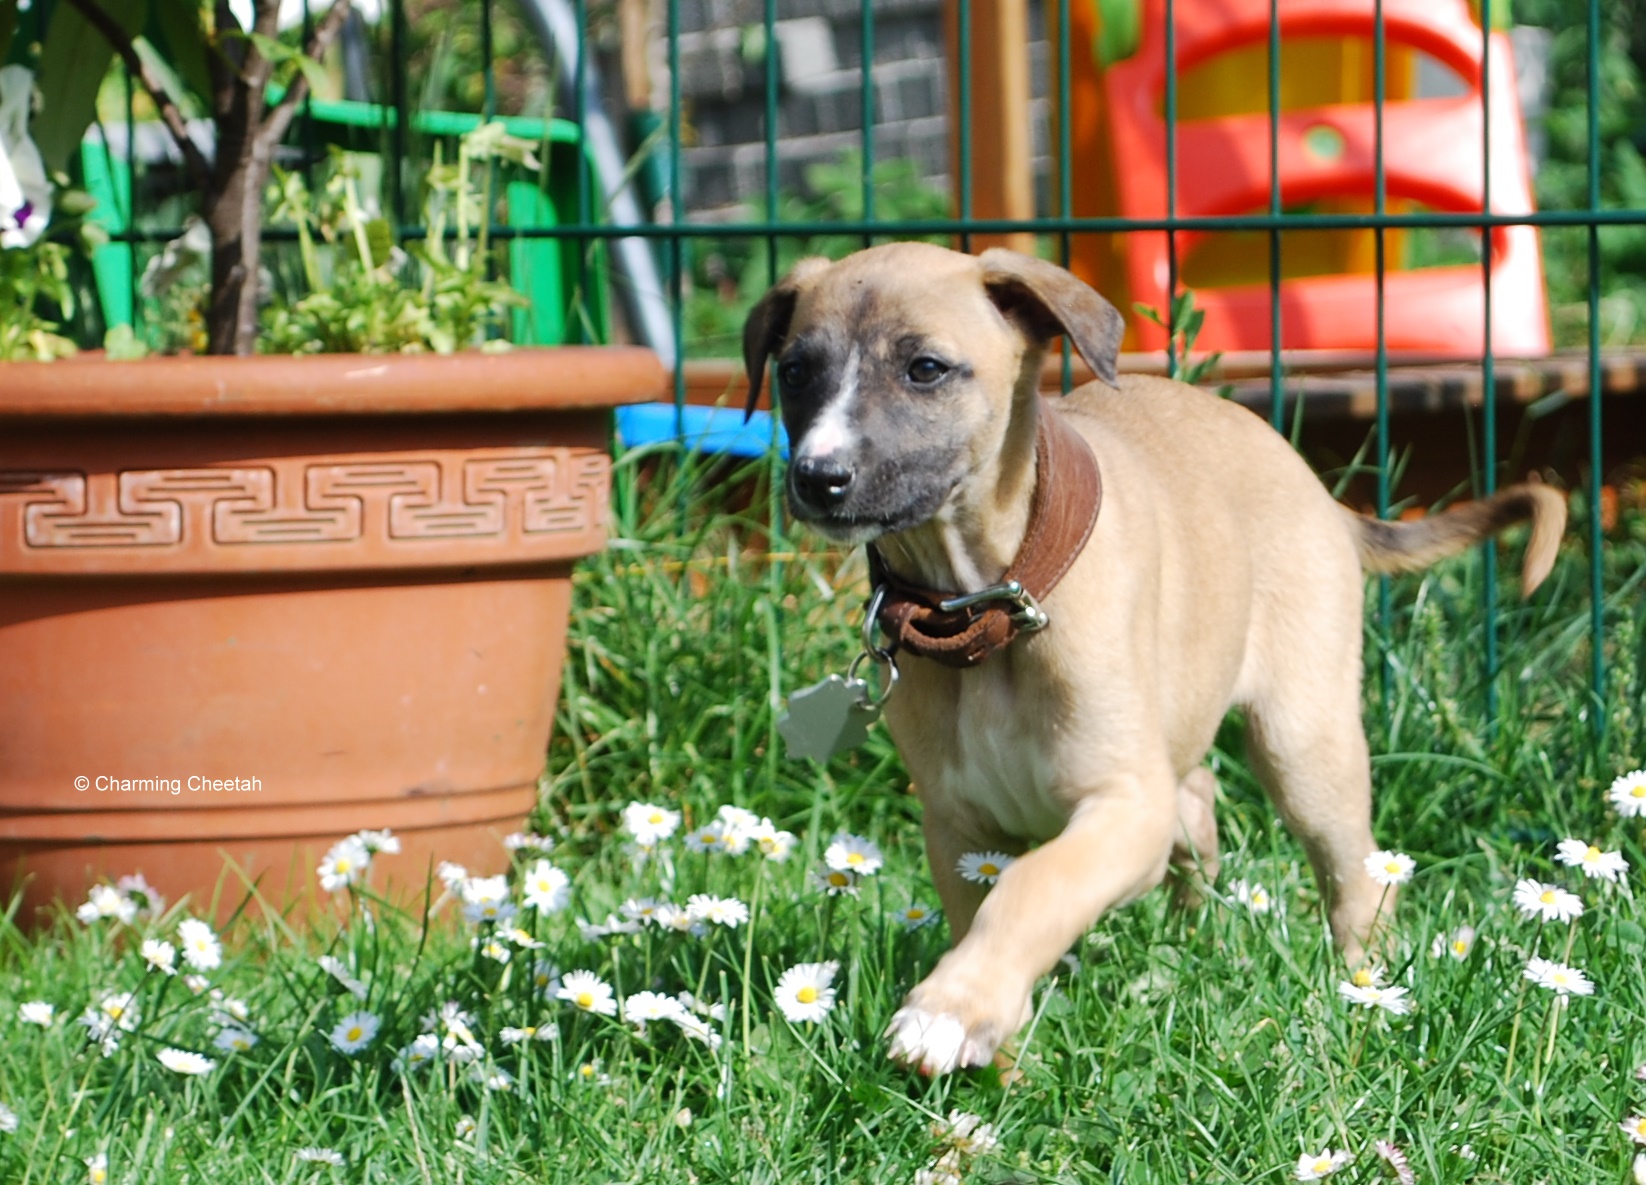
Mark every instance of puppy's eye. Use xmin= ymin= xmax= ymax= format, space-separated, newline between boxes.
xmin=778 ymin=359 xmax=811 ymax=390
xmin=907 ymin=357 xmax=948 ymax=385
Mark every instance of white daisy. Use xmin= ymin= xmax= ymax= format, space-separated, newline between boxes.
xmin=936 ymin=1110 xmax=1000 ymax=1155
xmin=752 ymin=819 xmax=797 ymax=861
xmin=824 ymin=833 xmax=884 ymax=876
xmin=1230 ymin=879 xmax=1273 ymax=914
xmin=623 ymin=990 xmax=686 ymax=1027
xmin=1295 ymin=1149 xmax=1351 ymax=1179
xmin=1336 ymin=981 xmax=1413 ymax=1014
xmin=1525 ymin=956 xmax=1595 ymax=996
xmin=354 ymin=828 xmax=400 ymax=855
xmin=18 ymin=1001 xmax=53 ymax=1027
xmin=317 ymin=955 xmax=369 ymax=1000
xmin=1623 ymin=1115 xmax=1646 ymax=1145
xmin=318 ymin=836 xmax=371 ymax=892
xmin=1555 ymin=838 xmax=1629 ymax=881
xmin=392 ymin=1032 xmax=440 ymax=1072
xmin=177 ymin=918 xmax=222 ymax=972
xmin=622 ymin=801 xmax=682 ymax=846
xmin=503 ymin=831 xmax=552 ymax=854
xmin=87 ymin=1153 xmax=108 ymax=1184
xmin=1636 ymin=1152 xmax=1646 ymax=1185
xmin=1512 ymin=878 xmax=1584 ymax=923
xmin=683 ymin=822 xmax=730 ymax=854
xmin=1364 ymin=850 xmax=1415 ymax=886
xmin=774 ymin=961 xmax=839 ymax=1024
xmin=653 ymin=903 xmax=706 ymax=936
xmin=675 ymin=991 xmax=727 ymax=1022
xmin=295 ymin=1147 xmax=345 ymax=1165
xmin=477 ymin=1067 xmax=515 ymax=1092
xmin=956 ymin=851 xmax=1015 ymax=885
xmin=157 ymin=1047 xmax=216 ymax=1075
xmin=1610 ymin=769 xmax=1646 ymax=818
xmin=557 ymin=970 xmax=618 ymax=1016
xmin=500 ymin=1024 xmax=557 ymax=1044
xmin=76 ymin=883 xmax=137 ymax=925
xmin=80 ymin=991 xmax=138 ymax=1055
xmin=328 ymin=1010 xmax=381 ymax=1054
xmin=814 ymin=867 xmax=861 ymax=896
xmin=0 ymin=1102 xmax=17 ymax=1134
xmin=671 ymin=1010 xmax=723 ymax=1050
xmin=521 ymin=860 xmax=571 ymax=913
xmin=207 ymin=990 xmax=251 ymax=1028
xmin=141 ymin=938 xmax=177 ymax=976
xmin=115 ymin=874 xmax=165 ymax=918
xmin=454 ymin=1115 xmax=477 ymax=1139
xmin=897 ymin=902 xmax=939 ymax=930
xmin=530 ymin=961 xmax=561 ymax=997
xmin=477 ymin=937 xmax=511 ymax=963
xmin=213 ymin=1027 xmax=259 ymax=1053
xmin=686 ymin=894 xmax=750 ymax=928
xmin=1374 ymin=1141 xmax=1415 ymax=1185
xmin=503 ymin=925 xmax=545 ymax=950
xmin=435 ymin=861 xmax=469 ymax=891
xmin=1431 ymin=924 xmax=1477 ymax=960
xmin=715 ymin=804 xmax=761 ymax=854
xmin=620 ymin=897 xmax=666 ymax=925
xmin=460 ymin=875 xmax=517 ymax=924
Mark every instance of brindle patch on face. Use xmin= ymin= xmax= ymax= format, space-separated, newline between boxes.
xmin=776 ymin=289 xmax=983 ymax=540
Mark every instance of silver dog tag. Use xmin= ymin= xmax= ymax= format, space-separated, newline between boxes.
xmin=777 ymin=674 xmax=880 ymax=762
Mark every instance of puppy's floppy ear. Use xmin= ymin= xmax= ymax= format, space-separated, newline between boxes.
xmin=978 ymin=248 xmax=1125 ymax=388
xmin=742 ymin=256 xmax=831 ymax=422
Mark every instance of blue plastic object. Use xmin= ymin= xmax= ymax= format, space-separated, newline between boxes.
xmin=615 ymin=404 xmax=788 ymax=459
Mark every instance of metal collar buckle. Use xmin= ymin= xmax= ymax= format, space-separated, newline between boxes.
xmin=937 ymin=579 xmax=1050 ymax=633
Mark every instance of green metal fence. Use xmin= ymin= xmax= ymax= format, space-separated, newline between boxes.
xmin=30 ymin=0 xmax=1646 ymax=744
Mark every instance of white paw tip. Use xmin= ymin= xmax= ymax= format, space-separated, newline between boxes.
xmin=885 ymin=1007 xmax=966 ymax=1076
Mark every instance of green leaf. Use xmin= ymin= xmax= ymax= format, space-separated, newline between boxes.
xmin=247 ymin=31 xmax=327 ymax=94
xmin=363 ymin=217 xmax=393 ymax=269
xmin=1095 ymin=0 xmax=1140 ymax=67
xmin=151 ymin=0 xmax=212 ymax=103
xmin=32 ymin=0 xmax=151 ymax=174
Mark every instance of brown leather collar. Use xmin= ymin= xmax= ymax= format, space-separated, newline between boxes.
xmin=868 ymin=400 xmax=1102 ymax=669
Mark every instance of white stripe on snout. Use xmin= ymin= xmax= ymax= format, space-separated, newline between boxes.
xmin=797 ymin=347 xmax=859 ymax=461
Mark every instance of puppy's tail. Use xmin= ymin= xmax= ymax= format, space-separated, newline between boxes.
xmin=1351 ymin=483 xmax=1568 ymax=597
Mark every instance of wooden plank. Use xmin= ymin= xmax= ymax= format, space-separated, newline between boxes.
xmin=943 ymin=0 xmax=1036 ymax=255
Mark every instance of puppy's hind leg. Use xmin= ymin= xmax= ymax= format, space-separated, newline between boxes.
xmin=1245 ymin=680 xmax=1385 ymax=965
xmin=1169 ymin=766 xmax=1221 ymax=910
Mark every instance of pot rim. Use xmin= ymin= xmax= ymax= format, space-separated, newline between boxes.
xmin=0 ymin=346 xmax=667 ymax=420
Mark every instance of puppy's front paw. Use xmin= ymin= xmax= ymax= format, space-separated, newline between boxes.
xmin=884 ymin=975 xmax=1028 ymax=1075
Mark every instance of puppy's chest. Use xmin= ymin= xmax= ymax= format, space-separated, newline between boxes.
xmin=888 ymin=669 xmax=1071 ymax=841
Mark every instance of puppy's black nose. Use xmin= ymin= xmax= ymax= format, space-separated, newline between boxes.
xmin=790 ymin=455 xmax=855 ymax=510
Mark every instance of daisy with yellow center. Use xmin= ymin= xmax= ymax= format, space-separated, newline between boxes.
xmin=1622 ymin=1115 xmax=1646 ymax=1145
xmin=1430 ymin=924 xmax=1476 ymax=960
xmin=898 ymin=902 xmax=939 ymax=930
xmin=774 ymin=961 xmax=839 ymax=1023
xmin=1294 ymin=1149 xmax=1350 ymax=1179
xmin=1609 ymin=769 xmax=1646 ymax=818
xmin=1525 ymin=956 xmax=1595 ymax=996
xmin=1555 ymin=837 xmax=1630 ymax=882
xmin=1230 ymin=880 xmax=1273 ymax=914
xmin=327 ymin=1010 xmax=381 ymax=1054
xmin=815 ymin=867 xmax=861 ymax=896
xmin=1512 ymin=878 xmax=1584 ymax=923
xmin=957 ymin=851 xmax=1016 ymax=885
xmin=1363 ymin=850 xmax=1415 ymax=887
xmin=824 ymin=833 xmax=884 ymax=876
xmin=557 ymin=970 xmax=618 ymax=1016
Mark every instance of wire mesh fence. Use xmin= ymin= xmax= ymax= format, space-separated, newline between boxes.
xmin=14 ymin=0 xmax=1646 ymax=743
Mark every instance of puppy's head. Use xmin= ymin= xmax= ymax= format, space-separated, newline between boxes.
xmin=742 ymin=243 xmax=1123 ymax=544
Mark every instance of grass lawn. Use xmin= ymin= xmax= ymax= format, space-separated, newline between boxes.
xmin=3 ymin=450 xmax=1646 ymax=1184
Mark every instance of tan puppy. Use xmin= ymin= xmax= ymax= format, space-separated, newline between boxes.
xmin=743 ymin=242 xmax=1566 ymax=1075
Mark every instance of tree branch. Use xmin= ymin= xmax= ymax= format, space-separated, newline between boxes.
xmin=254 ymin=0 xmax=354 ymax=158
xmin=60 ymin=0 xmax=213 ymax=193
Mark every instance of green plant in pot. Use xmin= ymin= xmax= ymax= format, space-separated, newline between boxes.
xmin=0 ymin=1 xmax=664 ymax=924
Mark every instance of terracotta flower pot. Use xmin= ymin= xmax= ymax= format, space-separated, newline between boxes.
xmin=0 ymin=348 xmax=662 ymax=922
